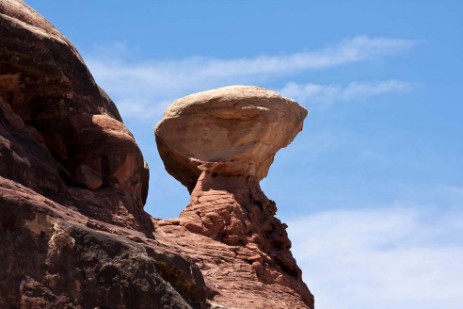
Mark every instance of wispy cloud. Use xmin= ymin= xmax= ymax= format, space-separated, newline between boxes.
xmin=186 ymin=36 xmax=415 ymax=77
xmin=286 ymin=190 xmax=463 ymax=309
xmin=281 ymin=80 xmax=418 ymax=106
xmin=85 ymin=36 xmax=416 ymax=120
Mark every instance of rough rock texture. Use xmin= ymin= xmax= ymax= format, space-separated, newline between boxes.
xmin=0 ymin=1 xmax=206 ymax=308
xmin=156 ymin=86 xmax=314 ymax=308
xmin=156 ymin=86 xmax=307 ymax=192
xmin=0 ymin=177 xmax=207 ymax=309
xmin=0 ymin=0 xmax=151 ymax=235
xmin=1 ymin=1 xmax=313 ymax=308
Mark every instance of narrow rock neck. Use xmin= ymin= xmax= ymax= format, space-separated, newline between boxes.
xmin=175 ymin=164 xmax=314 ymax=307
xmin=179 ymin=166 xmax=303 ymax=280
xmin=180 ymin=168 xmax=259 ymax=243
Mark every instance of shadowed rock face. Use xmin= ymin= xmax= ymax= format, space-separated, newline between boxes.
xmin=155 ymin=86 xmax=314 ymax=308
xmin=0 ymin=0 xmax=150 ymax=234
xmin=0 ymin=1 xmax=206 ymax=308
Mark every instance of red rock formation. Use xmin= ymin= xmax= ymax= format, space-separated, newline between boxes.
xmin=0 ymin=1 xmax=314 ymax=308
xmin=0 ymin=176 xmax=207 ymax=308
xmin=156 ymin=174 xmax=314 ymax=308
xmin=0 ymin=1 xmax=205 ymax=307
xmin=0 ymin=0 xmax=151 ymax=235
xmin=156 ymin=86 xmax=314 ymax=308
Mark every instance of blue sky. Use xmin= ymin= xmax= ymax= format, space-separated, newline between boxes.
xmin=26 ymin=1 xmax=463 ymax=308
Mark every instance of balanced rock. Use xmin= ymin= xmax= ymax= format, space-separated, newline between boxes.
xmin=155 ymin=86 xmax=314 ymax=308
xmin=155 ymin=85 xmax=308 ymax=192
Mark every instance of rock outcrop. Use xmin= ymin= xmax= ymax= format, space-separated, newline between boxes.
xmin=0 ymin=1 xmax=205 ymax=307
xmin=155 ymin=86 xmax=313 ymax=308
xmin=155 ymin=86 xmax=307 ymax=192
xmin=0 ymin=176 xmax=208 ymax=309
xmin=0 ymin=1 xmax=314 ymax=308
xmin=0 ymin=0 xmax=150 ymax=235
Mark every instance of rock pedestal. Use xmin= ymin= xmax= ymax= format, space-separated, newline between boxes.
xmin=155 ymin=86 xmax=314 ymax=308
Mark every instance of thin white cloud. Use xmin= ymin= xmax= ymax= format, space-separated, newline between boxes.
xmin=194 ymin=36 xmax=415 ymax=77
xmin=85 ymin=36 xmax=416 ymax=121
xmin=281 ymin=80 xmax=418 ymax=105
xmin=286 ymin=194 xmax=463 ymax=309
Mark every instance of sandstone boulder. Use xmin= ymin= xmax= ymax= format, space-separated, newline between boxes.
xmin=155 ymin=85 xmax=308 ymax=192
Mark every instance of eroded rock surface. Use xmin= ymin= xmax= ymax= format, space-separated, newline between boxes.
xmin=0 ymin=0 xmax=150 ymax=234
xmin=156 ymin=86 xmax=307 ymax=192
xmin=0 ymin=177 xmax=207 ymax=309
xmin=156 ymin=86 xmax=314 ymax=308
xmin=0 ymin=1 xmax=206 ymax=308
xmin=1 ymin=0 xmax=314 ymax=308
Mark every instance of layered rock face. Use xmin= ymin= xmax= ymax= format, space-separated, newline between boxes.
xmin=0 ymin=0 xmax=150 ymax=234
xmin=0 ymin=1 xmax=205 ymax=308
xmin=156 ymin=86 xmax=307 ymax=192
xmin=0 ymin=1 xmax=313 ymax=308
xmin=155 ymin=86 xmax=313 ymax=308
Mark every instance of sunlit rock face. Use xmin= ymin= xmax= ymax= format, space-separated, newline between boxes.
xmin=155 ymin=85 xmax=308 ymax=192
xmin=155 ymin=86 xmax=314 ymax=309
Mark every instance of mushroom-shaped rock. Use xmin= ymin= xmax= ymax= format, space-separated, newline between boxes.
xmin=155 ymin=85 xmax=308 ymax=192
xmin=155 ymin=86 xmax=314 ymax=308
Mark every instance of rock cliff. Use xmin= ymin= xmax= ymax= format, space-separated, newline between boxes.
xmin=0 ymin=0 xmax=314 ymax=308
